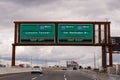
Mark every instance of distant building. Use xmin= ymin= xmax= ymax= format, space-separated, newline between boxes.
xmin=66 ymin=61 xmax=79 ymax=68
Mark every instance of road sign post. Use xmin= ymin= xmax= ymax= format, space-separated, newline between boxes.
xmin=12 ymin=44 xmax=16 ymax=66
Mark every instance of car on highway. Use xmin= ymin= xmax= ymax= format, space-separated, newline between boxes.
xmin=86 ymin=66 xmax=91 ymax=69
xmin=73 ymin=67 xmax=77 ymax=70
xmin=0 ymin=64 xmax=6 ymax=67
xmin=79 ymin=66 xmax=83 ymax=69
xmin=31 ymin=66 xmax=42 ymax=74
xmin=62 ymin=67 xmax=67 ymax=70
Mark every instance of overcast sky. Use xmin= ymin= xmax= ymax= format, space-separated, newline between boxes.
xmin=0 ymin=0 xmax=120 ymax=67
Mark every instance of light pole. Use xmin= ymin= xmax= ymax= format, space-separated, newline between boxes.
xmin=0 ymin=55 xmax=2 ymax=64
xmin=30 ymin=56 xmax=32 ymax=67
xmin=94 ymin=52 xmax=96 ymax=69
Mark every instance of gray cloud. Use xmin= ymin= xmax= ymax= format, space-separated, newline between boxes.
xmin=1 ymin=0 xmax=57 ymax=6
xmin=107 ymin=0 xmax=120 ymax=10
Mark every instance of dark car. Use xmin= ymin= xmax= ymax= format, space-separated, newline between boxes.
xmin=87 ymin=66 xmax=91 ymax=69
xmin=0 ymin=64 xmax=6 ymax=67
xmin=73 ymin=67 xmax=77 ymax=70
xmin=79 ymin=66 xmax=83 ymax=69
xmin=62 ymin=68 xmax=67 ymax=70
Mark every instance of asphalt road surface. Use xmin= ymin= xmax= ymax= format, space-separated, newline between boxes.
xmin=0 ymin=70 xmax=93 ymax=80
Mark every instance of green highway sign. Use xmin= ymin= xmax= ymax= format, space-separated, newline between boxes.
xmin=20 ymin=23 xmax=93 ymax=44
xmin=20 ymin=24 xmax=55 ymax=44
xmin=58 ymin=24 xmax=93 ymax=44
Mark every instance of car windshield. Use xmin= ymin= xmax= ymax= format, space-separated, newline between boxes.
xmin=33 ymin=66 xmax=40 ymax=68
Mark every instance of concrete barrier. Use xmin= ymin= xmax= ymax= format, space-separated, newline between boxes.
xmin=81 ymin=69 xmax=120 ymax=80
xmin=0 ymin=67 xmax=31 ymax=75
xmin=107 ymin=67 xmax=116 ymax=74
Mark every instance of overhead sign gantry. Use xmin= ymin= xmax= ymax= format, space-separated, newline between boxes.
xmin=12 ymin=21 xmax=113 ymax=69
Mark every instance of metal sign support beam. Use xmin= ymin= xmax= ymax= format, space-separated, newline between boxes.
xmin=102 ymin=46 xmax=107 ymax=68
xmin=12 ymin=44 xmax=16 ymax=66
xmin=109 ymin=46 xmax=113 ymax=66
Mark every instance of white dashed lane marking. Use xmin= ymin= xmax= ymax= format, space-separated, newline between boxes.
xmin=64 ymin=72 xmax=67 ymax=80
xmin=32 ymin=77 xmax=37 ymax=80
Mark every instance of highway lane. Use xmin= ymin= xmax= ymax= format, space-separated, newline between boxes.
xmin=66 ymin=70 xmax=93 ymax=80
xmin=0 ymin=72 xmax=33 ymax=80
xmin=0 ymin=70 xmax=93 ymax=80
xmin=34 ymin=71 xmax=65 ymax=80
